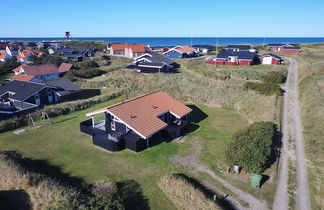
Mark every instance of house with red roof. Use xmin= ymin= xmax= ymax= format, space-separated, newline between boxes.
xmin=12 ymin=63 xmax=73 ymax=82
xmin=80 ymin=91 xmax=192 ymax=152
xmin=107 ymin=43 xmax=151 ymax=58
xmin=163 ymin=45 xmax=200 ymax=59
xmin=0 ymin=53 xmax=12 ymax=62
xmin=17 ymin=49 xmax=44 ymax=63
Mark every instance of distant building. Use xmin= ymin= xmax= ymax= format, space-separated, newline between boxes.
xmin=49 ymin=48 xmax=95 ymax=62
xmin=206 ymin=51 xmax=259 ymax=66
xmin=267 ymin=43 xmax=301 ymax=54
xmin=107 ymin=43 xmax=151 ymax=58
xmin=163 ymin=45 xmax=200 ymax=59
xmin=130 ymin=52 xmax=174 ymax=73
xmin=224 ymin=45 xmax=257 ymax=52
xmin=12 ymin=63 xmax=73 ymax=82
xmin=17 ymin=49 xmax=44 ymax=63
xmin=192 ymin=45 xmax=216 ymax=53
xmin=260 ymin=53 xmax=284 ymax=65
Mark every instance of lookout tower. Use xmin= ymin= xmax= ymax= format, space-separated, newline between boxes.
xmin=65 ymin=32 xmax=71 ymax=40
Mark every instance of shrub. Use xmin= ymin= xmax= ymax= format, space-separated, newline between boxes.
xmin=244 ymin=82 xmax=282 ymax=96
xmin=225 ymin=121 xmax=276 ymax=173
xmin=261 ymin=72 xmax=286 ymax=84
xmin=73 ymin=68 xmax=102 ymax=78
xmin=158 ymin=174 xmax=221 ymax=210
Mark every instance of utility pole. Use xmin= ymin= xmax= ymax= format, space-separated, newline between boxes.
xmin=215 ymin=36 xmax=219 ymax=68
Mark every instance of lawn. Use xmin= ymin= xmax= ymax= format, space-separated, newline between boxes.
xmin=0 ymin=96 xmax=250 ymax=209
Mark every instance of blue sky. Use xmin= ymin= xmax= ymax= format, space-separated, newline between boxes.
xmin=1 ymin=0 xmax=323 ymax=37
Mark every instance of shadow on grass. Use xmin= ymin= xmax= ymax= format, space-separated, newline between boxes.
xmin=116 ymin=180 xmax=150 ymax=210
xmin=0 ymin=190 xmax=31 ymax=210
xmin=3 ymin=151 xmax=85 ymax=189
xmin=180 ymin=105 xmax=208 ymax=136
xmin=175 ymin=174 xmax=237 ymax=210
xmin=264 ymin=124 xmax=282 ymax=172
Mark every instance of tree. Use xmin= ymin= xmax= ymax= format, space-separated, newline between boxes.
xmin=27 ymin=55 xmax=44 ymax=65
xmin=225 ymin=121 xmax=276 ymax=173
xmin=0 ymin=57 xmax=21 ymax=74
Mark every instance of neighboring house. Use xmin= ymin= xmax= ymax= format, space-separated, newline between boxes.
xmin=107 ymin=44 xmax=151 ymax=58
xmin=17 ymin=49 xmax=44 ymax=63
xmin=131 ymin=52 xmax=174 ymax=73
xmin=80 ymin=91 xmax=192 ymax=152
xmin=0 ymin=53 xmax=12 ymax=62
xmin=49 ymin=48 xmax=95 ymax=62
xmin=43 ymin=78 xmax=83 ymax=102
xmin=224 ymin=45 xmax=257 ymax=52
xmin=150 ymin=46 xmax=173 ymax=53
xmin=37 ymin=41 xmax=64 ymax=50
xmin=192 ymin=45 xmax=216 ymax=53
xmin=5 ymin=45 xmax=21 ymax=56
xmin=267 ymin=43 xmax=301 ymax=54
xmin=260 ymin=53 xmax=284 ymax=65
xmin=206 ymin=51 xmax=259 ymax=66
xmin=163 ymin=45 xmax=200 ymax=59
xmin=0 ymin=79 xmax=82 ymax=119
xmin=12 ymin=63 xmax=73 ymax=82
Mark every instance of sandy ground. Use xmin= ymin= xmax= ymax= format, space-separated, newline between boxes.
xmin=273 ymin=58 xmax=311 ymax=210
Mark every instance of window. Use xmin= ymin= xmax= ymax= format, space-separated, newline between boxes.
xmin=111 ymin=121 xmax=116 ymax=131
xmin=34 ymin=93 xmax=40 ymax=100
xmin=47 ymin=90 xmax=52 ymax=96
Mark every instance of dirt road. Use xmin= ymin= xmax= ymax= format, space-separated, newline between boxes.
xmin=273 ymin=58 xmax=311 ymax=210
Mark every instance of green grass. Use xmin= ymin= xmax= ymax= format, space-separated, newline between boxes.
xmin=0 ymin=97 xmax=251 ymax=209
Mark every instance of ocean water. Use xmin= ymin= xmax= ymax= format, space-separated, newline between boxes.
xmin=1 ymin=37 xmax=324 ymax=46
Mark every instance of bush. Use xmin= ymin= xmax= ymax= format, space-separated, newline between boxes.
xmin=261 ymin=72 xmax=286 ymax=84
xmin=72 ymin=60 xmax=102 ymax=78
xmin=0 ymin=92 xmax=123 ymax=133
xmin=73 ymin=68 xmax=102 ymax=78
xmin=244 ymin=82 xmax=283 ymax=96
xmin=158 ymin=174 xmax=221 ymax=210
xmin=225 ymin=121 xmax=276 ymax=173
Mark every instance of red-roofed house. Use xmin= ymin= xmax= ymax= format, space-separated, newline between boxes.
xmin=16 ymin=49 xmax=43 ymax=63
xmin=13 ymin=63 xmax=72 ymax=82
xmin=0 ymin=53 xmax=12 ymax=62
xmin=163 ymin=45 xmax=200 ymax=59
xmin=107 ymin=43 xmax=151 ymax=58
xmin=80 ymin=91 xmax=192 ymax=152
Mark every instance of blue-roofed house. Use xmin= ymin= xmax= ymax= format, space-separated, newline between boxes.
xmin=49 ymin=48 xmax=95 ymax=62
xmin=224 ymin=45 xmax=257 ymax=52
xmin=206 ymin=50 xmax=259 ymax=66
xmin=131 ymin=52 xmax=174 ymax=73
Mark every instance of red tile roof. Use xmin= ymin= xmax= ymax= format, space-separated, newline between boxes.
xmin=58 ymin=63 xmax=73 ymax=72
xmin=12 ymin=74 xmax=35 ymax=82
xmin=22 ymin=64 xmax=60 ymax=76
xmin=174 ymin=45 xmax=197 ymax=53
xmin=0 ymin=53 xmax=7 ymax=60
xmin=12 ymin=64 xmax=28 ymax=73
xmin=111 ymin=44 xmax=149 ymax=53
xmin=87 ymin=91 xmax=192 ymax=138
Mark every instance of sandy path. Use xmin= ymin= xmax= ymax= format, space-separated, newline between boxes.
xmin=273 ymin=58 xmax=311 ymax=210
xmin=171 ymin=153 xmax=267 ymax=210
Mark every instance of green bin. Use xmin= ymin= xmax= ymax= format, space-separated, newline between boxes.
xmin=250 ymin=174 xmax=262 ymax=188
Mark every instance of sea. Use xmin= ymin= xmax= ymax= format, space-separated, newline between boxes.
xmin=1 ymin=37 xmax=324 ymax=46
